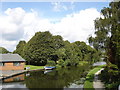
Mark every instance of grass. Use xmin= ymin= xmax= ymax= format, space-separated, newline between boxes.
xmin=25 ymin=65 xmax=44 ymax=70
xmin=84 ymin=65 xmax=106 ymax=89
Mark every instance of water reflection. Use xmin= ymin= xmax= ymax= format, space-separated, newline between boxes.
xmin=44 ymin=70 xmax=53 ymax=74
xmin=2 ymin=82 xmax=27 ymax=88
xmin=24 ymin=66 xmax=89 ymax=88
xmin=2 ymin=65 xmax=90 ymax=89
xmin=2 ymin=74 xmax=26 ymax=88
xmin=3 ymin=74 xmax=25 ymax=83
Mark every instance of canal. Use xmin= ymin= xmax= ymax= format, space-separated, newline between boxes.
xmin=1 ymin=64 xmax=91 ymax=89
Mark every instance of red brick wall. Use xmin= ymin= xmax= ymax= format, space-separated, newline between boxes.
xmin=0 ymin=62 xmax=25 ymax=70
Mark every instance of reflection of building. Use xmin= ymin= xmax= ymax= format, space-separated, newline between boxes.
xmin=0 ymin=54 xmax=25 ymax=70
xmin=3 ymin=74 xmax=25 ymax=83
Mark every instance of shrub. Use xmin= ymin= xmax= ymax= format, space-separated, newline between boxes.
xmin=56 ymin=64 xmax=62 ymax=69
xmin=78 ymin=61 xmax=88 ymax=66
xmin=64 ymin=59 xmax=71 ymax=66
xmin=46 ymin=60 xmax=56 ymax=66
xmin=99 ymin=63 xmax=120 ymax=89
xmin=57 ymin=59 xmax=64 ymax=67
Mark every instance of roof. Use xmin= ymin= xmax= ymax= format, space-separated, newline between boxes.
xmin=0 ymin=54 xmax=25 ymax=62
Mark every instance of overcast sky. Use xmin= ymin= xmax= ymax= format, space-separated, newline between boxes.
xmin=0 ymin=2 xmax=110 ymax=51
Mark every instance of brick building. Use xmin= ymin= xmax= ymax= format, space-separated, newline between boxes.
xmin=0 ymin=54 xmax=25 ymax=70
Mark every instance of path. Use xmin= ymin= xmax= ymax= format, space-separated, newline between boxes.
xmin=93 ymin=68 xmax=105 ymax=89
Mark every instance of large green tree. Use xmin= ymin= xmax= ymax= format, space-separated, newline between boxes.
xmin=23 ymin=31 xmax=65 ymax=66
xmin=88 ymin=1 xmax=120 ymax=68
xmin=88 ymin=2 xmax=120 ymax=88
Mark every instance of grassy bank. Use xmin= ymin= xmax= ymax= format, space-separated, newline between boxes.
xmin=84 ymin=65 xmax=106 ymax=89
xmin=25 ymin=65 xmax=44 ymax=70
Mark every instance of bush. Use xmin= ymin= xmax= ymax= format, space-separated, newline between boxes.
xmin=46 ymin=60 xmax=56 ymax=66
xmin=99 ymin=63 xmax=120 ymax=89
xmin=57 ymin=59 xmax=65 ymax=67
xmin=64 ymin=59 xmax=71 ymax=66
xmin=106 ymin=82 xmax=120 ymax=89
xmin=56 ymin=64 xmax=62 ymax=69
xmin=78 ymin=61 xmax=88 ymax=66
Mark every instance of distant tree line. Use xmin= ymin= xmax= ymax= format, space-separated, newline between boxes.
xmin=13 ymin=31 xmax=102 ymax=67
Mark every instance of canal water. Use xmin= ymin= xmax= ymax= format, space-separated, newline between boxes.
xmin=1 ymin=65 xmax=91 ymax=89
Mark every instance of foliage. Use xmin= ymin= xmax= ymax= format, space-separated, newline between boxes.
xmin=13 ymin=31 xmax=100 ymax=67
xmin=88 ymin=1 xmax=120 ymax=89
xmin=23 ymin=31 xmax=65 ymax=66
xmin=13 ymin=40 xmax=26 ymax=56
xmin=74 ymin=41 xmax=102 ymax=63
xmin=99 ymin=63 xmax=120 ymax=89
xmin=57 ymin=59 xmax=64 ymax=66
xmin=78 ymin=61 xmax=88 ymax=66
xmin=64 ymin=42 xmax=81 ymax=66
xmin=88 ymin=1 xmax=120 ymax=68
xmin=63 ymin=59 xmax=71 ymax=67
xmin=46 ymin=60 xmax=56 ymax=66
xmin=0 ymin=47 xmax=10 ymax=54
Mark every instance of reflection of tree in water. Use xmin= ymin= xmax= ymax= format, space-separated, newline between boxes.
xmin=24 ymin=65 xmax=90 ymax=88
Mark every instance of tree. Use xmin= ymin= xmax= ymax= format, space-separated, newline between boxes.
xmin=13 ymin=40 xmax=26 ymax=57
xmin=63 ymin=41 xmax=82 ymax=66
xmin=49 ymin=35 xmax=65 ymax=63
xmin=23 ymin=31 xmax=65 ymax=66
xmin=74 ymin=41 xmax=100 ymax=63
xmin=0 ymin=47 xmax=10 ymax=54
xmin=74 ymin=41 xmax=87 ymax=61
xmin=88 ymin=1 xmax=120 ymax=68
xmin=88 ymin=2 xmax=120 ymax=88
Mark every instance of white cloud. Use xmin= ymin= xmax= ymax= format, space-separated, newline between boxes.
xmin=51 ymin=8 xmax=100 ymax=43
xmin=0 ymin=7 xmax=100 ymax=51
xmin=0 ymin=39 xmax=17 ymax=52
xmin=51 ymin=2 xmax=67 ymax=12
xmin=51 ymin=2 xmax=75 ymax=12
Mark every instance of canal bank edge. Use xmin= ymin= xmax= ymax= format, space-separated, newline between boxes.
xmin=0 ymin=65 xmax=55 ymax=81
xmin=83 ymin=65 xmax=106 ymax=89
xmin=0 ymin=68 xmax=44 ymax=81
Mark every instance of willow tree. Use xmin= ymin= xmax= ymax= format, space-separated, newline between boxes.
xmin=88 ymin=1 xmax=120 ymax=68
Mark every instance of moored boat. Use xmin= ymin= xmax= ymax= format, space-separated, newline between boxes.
xmin=44 ymin=66 xmax=56 ymax=70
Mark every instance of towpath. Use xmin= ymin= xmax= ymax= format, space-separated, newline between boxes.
xmin=93 ymin=68 xmax=105 ymax=89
